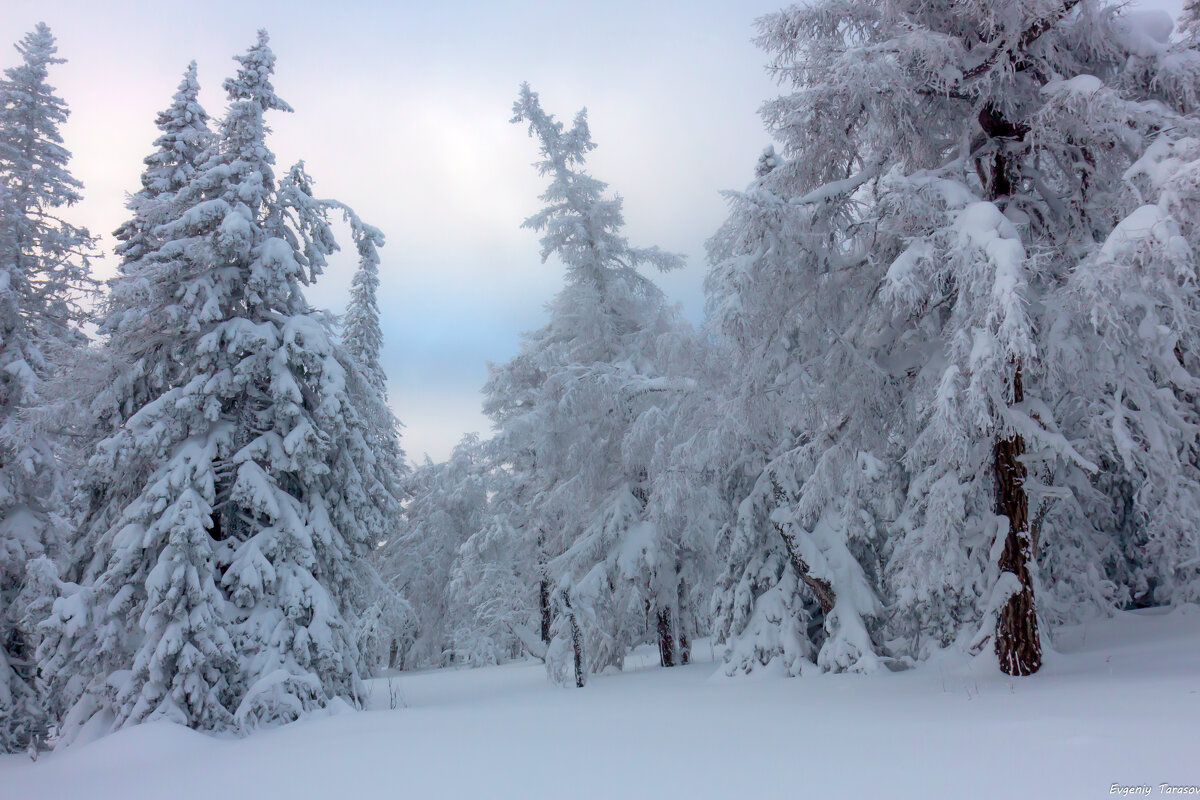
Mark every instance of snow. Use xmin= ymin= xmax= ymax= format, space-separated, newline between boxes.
xmin=1114 ymin=9 xmax=1175 ymax=57
xmin=1099 ymin=204 xmax=1188 ymax=264
xmin=1041 ymin=74 xmax=1105 ymax=96
xmin=4 ymin=609 xmax=1198 ymax=799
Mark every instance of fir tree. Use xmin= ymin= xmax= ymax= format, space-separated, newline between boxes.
xmin=41 ymin=31 xmax=400 ymax=740
xmin=342 ymin=213 xmax=387 ymax=393
xmin=112 ymin=61 xmax=212 ymax=271
xmin=0 ymin=22 xmax=93 ymax=754
xmin=326 ymin=201 xmax=411 ymax=672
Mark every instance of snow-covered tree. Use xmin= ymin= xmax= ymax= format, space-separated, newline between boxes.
xmin=1058 ymin=130 xmax=1200 ymax=609
xmin=0 ymin=22 xmax=93 ymax=754
xmin=443 ymin=447 xmax=547 ymax=668
xmin=112 ymin=61 xmax=212 ymax=273
xmin=383 ymin=434 xmax=488 ymax=667
xmin=706 ymin=147 xmax=889 ymax=677
xmin=475 ymin=85 xmax=694 ymax=685
xmin=40 ymin=31 xmax=401 ymax=740
xmin=1180 ymin=1 xmax=1200 ymax=46
xmin=72 ymin=62 xmax=216 ymax=541
xmin=709 ymin=0 xmax=1200 ymax=677
xmin=323 ymin=201 xmax=411 ymax=674
xmin=341 ymin=213 xmax=387 ymax=393
xmin=333 ymin=200 xmax=408 ymax=529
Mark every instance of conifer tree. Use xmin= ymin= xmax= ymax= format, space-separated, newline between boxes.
xmin=387 ymin=435 xmax=488 ymax=667
xmin=342 ymin=214 xmax=387 ymax=393
xmin=112 ymin=62 xmax=211 ymax=272
xmin=708 ymin=0 xmax=1200 ymax=677
xmin=327 ymin=202 xmax=411 ymax=671
xmin=76 ymin=63 xmax=216 ymax=539
xmin=0 ymin=22 xmax=92 ymax=754
xmin=475 ymin=85 xmax=692 ymax=684
xmin=41 ymin=31 xmax=400 ymax=739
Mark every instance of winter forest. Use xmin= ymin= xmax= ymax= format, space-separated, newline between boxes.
xmin=3 ymin=1 xmax=1200 ymax=797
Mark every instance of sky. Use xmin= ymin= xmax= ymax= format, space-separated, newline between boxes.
xmin=1 ymin=0 xmax=1184 ymax=463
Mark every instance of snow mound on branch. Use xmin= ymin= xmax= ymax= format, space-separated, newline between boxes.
xmin=1113 ymin=9 xmax=1174 ymax=57
xmin=1040 ymin=74 xmax=1104 ymax=96
xmin=1099 ymin=204 xmax=1190 ymax=265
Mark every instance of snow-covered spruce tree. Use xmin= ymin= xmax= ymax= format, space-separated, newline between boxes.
xmin=479 ymin=85 xmax=692 ymax=684
xmin=338 ymin=207 xmax=407 ymax=506
xmin=325 ymin=200 xmax=412 ymax=673
xmin=710 ymin=0 xmax=1200 ymax=677
xmin=30 ymin=66 xmax=219 ymax=739
xmin=40 ymin=31 xmax=399 ymax=740
xmin=0 ymin=23 xmax=93 ymax=754
xmin=112 ymin=62 xmax=212 ymax=275
xmin=341 ymin=213 xmax=387 ymax=394
xmin=1058 ymin=127 xmax=1200 ymax=609
xmin=75 ymin=62 xmax=215 ymax=521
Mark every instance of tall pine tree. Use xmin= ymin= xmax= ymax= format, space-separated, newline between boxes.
xmin=0 ymin=22 xmax=93 ymax=754
xmin=41 ymin=31 xmax=401 ymax=740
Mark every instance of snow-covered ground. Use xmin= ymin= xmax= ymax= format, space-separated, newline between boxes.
xmin=3 ymin=607 xmax=1198 ymax=799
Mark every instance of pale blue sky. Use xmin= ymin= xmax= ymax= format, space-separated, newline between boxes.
xmin=1 ymin=0 xmax=1183 ymax=462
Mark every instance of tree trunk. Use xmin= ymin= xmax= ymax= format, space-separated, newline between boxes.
xmin=771 ymin=478 xmax=836 ymax=614
xmin=993 ymin=372 xmax=1042 ymax=675
xmin=677 ymin=574 xmax=691 ymax=666
xmin=656 ymin=606 xmax=675 ymax=668
xmin=537 ymin=533 xmax=551 ymax=644
xmin=539 ymin=578 xmax=551 ymax=644
xmin=561 ymin=588 xmax=586 ymax=688
xmin=979 ymin=105 xmax=1041 ymax=676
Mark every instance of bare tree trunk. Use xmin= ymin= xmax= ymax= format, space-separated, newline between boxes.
xmin=656 ymin=605 xmax=675 ymax=668
xmin=979 ymin=105 xmax=1042 ymax=676
xmin=537 ymin=532 xmax=551 ymax=644
xmin=677 ymin=573 xmax=691 ymax=666
xmin=566 ymin=594 xmax=586 ymax=688
xmin=993 ymin=370 xmax=1042 ymax=676
xmin=539 ymin=578 xmax=551 ymax=645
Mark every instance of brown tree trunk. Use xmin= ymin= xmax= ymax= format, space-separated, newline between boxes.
xmin=771 ymin=478 xmax=836 ymax=613
xmin=657 ymin=606 xmax=675 ymax=668
xmin=568 ymin=603 xmax=585 ymax=689
xmin=993 ymin=373 xmax=1042 ymax=676
xmin=979 ymin=105 xmax=1042 ymax=676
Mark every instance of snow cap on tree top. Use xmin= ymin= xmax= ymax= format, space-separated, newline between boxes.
xmin=11 ymin=22 xmax=63 ymax=73
xmin=223 ymin=29 xmax=292 ymax=114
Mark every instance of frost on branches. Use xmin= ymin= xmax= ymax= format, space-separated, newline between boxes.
xmin=38 ymin=32 xmax=404 ymax=741
xmin=709 ymin=0 xmax=1200 ymax=677
xmin=465 ymin=85 xmax=697 ymax=685
xmin=0 ymin=23 xmax=93 ymax=754
xmin=388 ymin=436 xmax=488 ymax=668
